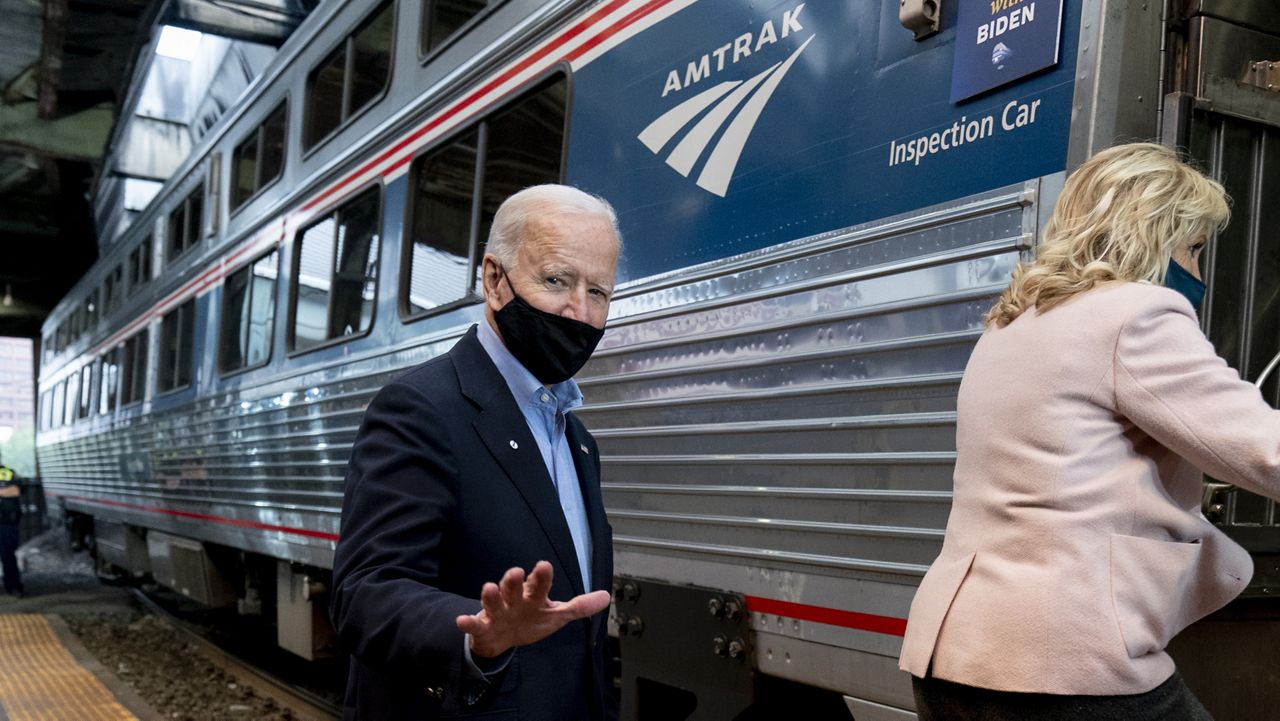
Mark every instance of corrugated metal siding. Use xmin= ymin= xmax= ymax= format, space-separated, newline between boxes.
xmin=37 ymin=180 xmax=1040 ymax=709
xmin=584 ymin=185 xmax=1034 ymax=585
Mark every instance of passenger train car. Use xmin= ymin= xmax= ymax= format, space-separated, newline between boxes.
xmin=35 ymin=0 xmax=1280 ymax=718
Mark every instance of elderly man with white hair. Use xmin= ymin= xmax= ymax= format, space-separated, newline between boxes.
xmin=332 ymin=184 xmax=621 ymax=721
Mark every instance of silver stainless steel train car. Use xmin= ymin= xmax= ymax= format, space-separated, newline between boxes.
xmin=35 ymin=0 xmax=1280 ymax=718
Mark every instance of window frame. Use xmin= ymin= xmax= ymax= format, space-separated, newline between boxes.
xmin=417 ymin=0 xmax=502 ymax=63
xmin=230 ymin=100 xmax=290 ymax=215
xmin=62 ymin=373 xmax=78 ymax=427
xmin=82 ymin=290 xmax=98 ymax=338
xmin=286 ymin=182 xmax=385 ymax=357
xmin=39 ymin=389 xmax=52 ymax=431
xmin=167 ymin=181 xmax=206 ymax=263
xmin=398 ymin=68 xmax=570 ymax=323
xmin=218 ymin=249 xmax=281 ymax=377
xmin=103 ymin=263 xmax=125 ymax=316
xmin=301 ymin=0 xmax=397 ymax=156
xmin=75 ymin=362 xmax=94 ymax=421
xmin=119 ymin=330 xmax=149 ymax=408
xmin=98 ymin=349 xmax=120 ymax=416
xmin=50 ymin=379 xmax=65 ymax=428
xmin=68 ymin=305 xmax=82 ymax=344
xmin=128 ymin=237 xmax=153 ymax=295
xmin=156 ymin=298 xmax=197 ymax=396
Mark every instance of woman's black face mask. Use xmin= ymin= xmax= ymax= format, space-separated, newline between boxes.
xmin=493 ymin=269 xmax=605 ymax=385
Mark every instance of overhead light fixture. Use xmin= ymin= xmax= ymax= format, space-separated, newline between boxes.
xmin=2 ymin=284 xmax=11 ymax=307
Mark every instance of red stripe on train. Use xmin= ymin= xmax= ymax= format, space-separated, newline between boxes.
xmin=52 ymin=497 xmax=907 ymax=636
xmin=564 ymin=0 xmax=671 ymax=62
xmin=745 ymin=595 xmax=908 ymax=637
xmin=58 ymin=494 xmax=340 ymax=541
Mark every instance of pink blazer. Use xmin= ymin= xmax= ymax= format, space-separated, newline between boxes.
xmin=899 ymin=282 xmax=1280 ymax=695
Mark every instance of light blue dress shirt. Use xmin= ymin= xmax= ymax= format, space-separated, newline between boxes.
xmin=476 ymin=319 xmax=594 ymax=591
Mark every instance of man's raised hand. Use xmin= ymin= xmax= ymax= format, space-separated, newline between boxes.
xmin=456 ymin=561 xmax=611 ymax=658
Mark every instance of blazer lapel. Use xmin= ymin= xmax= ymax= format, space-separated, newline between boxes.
xmin=566 ymin=419 xmax=609 ymax=593
xmin=452 ymin=327 xmax=587 ymax=597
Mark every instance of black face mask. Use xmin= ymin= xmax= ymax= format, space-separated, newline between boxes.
xmin=493 ymin=271 xmax=605 ymax=385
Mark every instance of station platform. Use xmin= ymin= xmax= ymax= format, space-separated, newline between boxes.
xmin=0 ymin=614 xmax=157 ymax=720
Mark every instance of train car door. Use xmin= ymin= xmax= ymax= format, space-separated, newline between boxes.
xmin=1162 ymin=4 xmax=1280 ymax=718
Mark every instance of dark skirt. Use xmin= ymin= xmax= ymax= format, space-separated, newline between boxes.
xmin=912 ymin=671 xmax=1213 ymax=721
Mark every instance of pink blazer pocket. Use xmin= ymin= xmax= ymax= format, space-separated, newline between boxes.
xmin=1108 ymin=534 xmax=1202 ymax=659
xmin=899 ymin=552 xmax=977 ymax=677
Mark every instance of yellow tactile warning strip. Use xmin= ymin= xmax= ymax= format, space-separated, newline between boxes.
xmin=0 ymin=614 xmax=137 ymax=720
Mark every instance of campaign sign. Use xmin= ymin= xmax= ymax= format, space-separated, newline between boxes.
xmin=950 ymin=0 xmax=1065 ymax=102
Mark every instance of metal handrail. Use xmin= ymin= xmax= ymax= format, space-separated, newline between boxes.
xmin=1202 ymin=349 xmax=1280 ymax=521
xmin=1255 ymin=349 xmax=1280 ymax=389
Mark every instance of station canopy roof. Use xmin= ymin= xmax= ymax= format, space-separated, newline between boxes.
xmin=0 ymin=0 xmax=316 ymax=340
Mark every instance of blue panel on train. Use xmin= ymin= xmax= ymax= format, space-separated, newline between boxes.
xmin=567 ymin=0 xmax=1081 ymax=282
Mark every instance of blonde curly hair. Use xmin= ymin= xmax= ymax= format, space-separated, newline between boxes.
xmin=986 ymin=143 xmax=1230 ymax=328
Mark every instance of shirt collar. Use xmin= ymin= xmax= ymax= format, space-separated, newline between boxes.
xmin=476 ymin=319 xmax=583 ymax=413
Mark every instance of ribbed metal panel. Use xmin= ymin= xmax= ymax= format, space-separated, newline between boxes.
xmin=580 ymin=185 xmax=1033 ymax=589
xmin=41 ymin=183 xmax=1033 ymax=581
xmin=36 ymin=365 xmax=398 ymax=567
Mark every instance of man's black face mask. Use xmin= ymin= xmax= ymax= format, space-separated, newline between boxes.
xmin=493 ymin=269 xmax=605 ymax=385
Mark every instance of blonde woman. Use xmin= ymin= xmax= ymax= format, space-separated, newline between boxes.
xmin=899 ymin=143 xmax=1280 ymax=720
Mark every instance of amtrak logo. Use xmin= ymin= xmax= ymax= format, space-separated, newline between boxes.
xmin=637 ymin=33 xmax=815 ymax=198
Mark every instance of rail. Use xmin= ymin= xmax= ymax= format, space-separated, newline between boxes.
xmin=130 ymin=588 xmax=341 ymax=721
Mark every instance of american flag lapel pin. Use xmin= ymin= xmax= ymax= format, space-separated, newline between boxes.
xmin=580 ymin=444 xmax=590 ymax=455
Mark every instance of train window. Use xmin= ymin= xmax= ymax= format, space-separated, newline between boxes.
xmin=232 ymin=102 xmax=288 ymax=212
xmin=55 ymin=321 xmax=67 ymax=353
xmin=475 ymin=80 xmax=567 ymax=270
xmin=291 ymin=186 xmax=382 ymax=352
xmin=421 ymin=0 xmax=489 ymax=56
xmin=404 ymin=128 xmax=478 ymax=314
xmin=83 ymin=289 xmax=98 ymax=336
xmin=67 ymin=306 xmax=81 ymax=344
xmin=128 ymin=238 xmax=152 ymax=294
xmin=64 ymin=372 xmax=79 ymax=426
xmin=168 ymin=183 xmax=205 ymax=262
xmin=76 ymin=364 xmax=94 ymax=420
xmin=120 ymin=331 xmax=149 ymax=406
xmin=99 ymin=350 xmax=119 ymax=415
xmin=402 ymin=76 xmax=566 ymax=319
xmin=306 ymin=48 xmax=345 ymax=149
xmin=158 ymin=299 xmax=196 ymax=393
xmin=104 ymin=264 xmax=124 ymax=315
xmin=220 ymin=250 xmax=279 ymax=374
xmin=303 ymin=1 xmax=394 ymax=150
xmin=39 ymin=389 xmax=52 ymax=431
xmin=350 ymin=7 xmax=394 ymax=114
xmin=51 ymin=380 xmax=65 ymax=428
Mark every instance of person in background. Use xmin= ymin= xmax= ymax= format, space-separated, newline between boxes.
xmin=331 ymin=184 xmax=621 ymax=721
xmin=899 ymin=142 xmax=1280 ymax=720
xmin=0 ymin=454 xmax=23 ymax=598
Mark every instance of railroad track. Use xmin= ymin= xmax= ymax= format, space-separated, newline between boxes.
xmin=131 ymin=588 xmax=342 ymax=721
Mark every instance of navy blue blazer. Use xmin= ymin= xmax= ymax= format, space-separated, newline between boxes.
xmin=331 ymin=325 xmax=614 ymax=720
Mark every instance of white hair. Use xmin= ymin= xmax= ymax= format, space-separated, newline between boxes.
xmin=485 ymin=184 xmax=622 ymax=270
